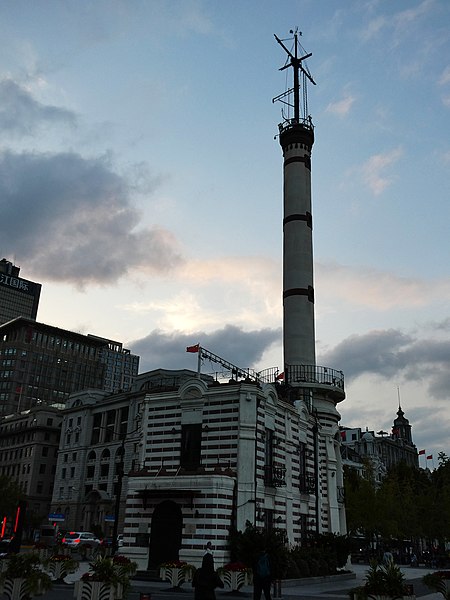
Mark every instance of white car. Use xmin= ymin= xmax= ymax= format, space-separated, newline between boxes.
xmin=62 ymin=531 xmax=101 ymax=548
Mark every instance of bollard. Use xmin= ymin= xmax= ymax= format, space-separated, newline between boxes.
xmin=140 ymin=594 xmax=152 ymax=600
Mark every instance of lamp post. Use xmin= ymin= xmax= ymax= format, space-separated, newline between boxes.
xmin=112 ymin=436 xmax=125 ymax=555
xmin=88 ymin=415 xmax=141 ymax=555
xmin=111 ymin=418 xmax=141 ymax=555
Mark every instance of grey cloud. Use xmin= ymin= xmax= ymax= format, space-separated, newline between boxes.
xmin=320 ymin=327 xmax=450 ymax=400
xmin=0 ymin=150 xmax=183 ymax=285
xmin=0 ymin=79 xmax=77 ymax=135
xmin=129 ymin=325 xmax=282 ymax=373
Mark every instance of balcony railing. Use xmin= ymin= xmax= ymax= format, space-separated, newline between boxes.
xmin=299 ymin=475 xmax=316 ymax=494
xmin=264 ymin=465 xmax=286 ymax=488
xmin=285 ymin=364 xmax=344 ymax=391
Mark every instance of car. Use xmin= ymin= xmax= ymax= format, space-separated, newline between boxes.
xmin=0 ymin=537 xmax=12 ymax=558
xmin=62 ymin=531 xmax=101 ymax=548
xmin=117 ymin=534 xmax=124 ymax=548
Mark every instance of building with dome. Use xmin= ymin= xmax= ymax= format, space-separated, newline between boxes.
xmin=340 ymin=406 xmax=418 ymax=484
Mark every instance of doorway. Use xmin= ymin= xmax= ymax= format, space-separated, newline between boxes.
xmin=148 ymin=500 xmax=182 ymax=569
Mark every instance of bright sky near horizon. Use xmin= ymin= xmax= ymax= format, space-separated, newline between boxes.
xmin=0 ymin=0 xmax=449 ymax=464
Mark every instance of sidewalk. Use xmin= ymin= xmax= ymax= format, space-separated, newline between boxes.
xmin=58 ymin=562 xmax=442 ymax=600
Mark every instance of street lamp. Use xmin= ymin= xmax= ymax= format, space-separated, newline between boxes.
xmin=89 ymin=415 xmax=141 ymax=555
xmin=111 ymin=417 xmax=141 ymax=555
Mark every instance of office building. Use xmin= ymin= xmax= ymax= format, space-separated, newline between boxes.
xmin=0 ymin=404 xmax=63 ymax=523
xmin=0 ymin=317 xmax=139 ymax=414
xmin=0 ymin=259 xmax=41 ymax=326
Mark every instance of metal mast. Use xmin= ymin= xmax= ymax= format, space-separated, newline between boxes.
xmin=273 ymin=30 xmax=317 ymax=374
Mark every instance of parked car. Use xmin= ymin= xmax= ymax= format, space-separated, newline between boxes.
xmin=117 ymin=534 xmax=124 ymax=548
xmin=0 ymin=537 xmax=12 ymax=558
xmin=62 ymin=531 xmax=101 ymax=548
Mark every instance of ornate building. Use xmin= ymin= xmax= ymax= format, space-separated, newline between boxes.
xmin=341 ymin=406 xmax=418 ymax=484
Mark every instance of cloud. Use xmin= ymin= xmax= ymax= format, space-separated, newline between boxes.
xmin=319 ymin=325 xmax=450 ymax=400
xmin=0 ymin=79 xmax=76 ymax=135
xmin=361 ymin=0 xmax=434 ymax=43
xmin=316 ymin=262 xmax=450 ymax=311
xmin=325 ymin=93 xmax=356 ymax=117
xmin=438 ymin=65 xmax=450 ymax=86
xmin=129 ymin=324 xmax=282 ymax=373
xmin=360 ymin=146 xmax=403 ymax=195
xmin=0 ymin=150 xmax=183 ymax=286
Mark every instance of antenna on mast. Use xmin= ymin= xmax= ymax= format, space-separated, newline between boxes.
xmin=273 ymin=27 xmax=316 ymax=127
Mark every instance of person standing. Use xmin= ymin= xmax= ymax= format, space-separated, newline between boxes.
xmin=253 ymin=550 xmax=272 ymax=600
xmin=192 ymin=552 xmax=224 ymax=600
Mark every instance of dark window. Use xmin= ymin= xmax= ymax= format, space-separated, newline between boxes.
xmin=39 ymin=463 xmax=46 ymax=474
xmin=180 ymin=424 xmax=202 ymax=470
xmin=86 ymin=465 xmax=95 ymax=478
xmin=91 ymin=413 xmax=102 ymax=445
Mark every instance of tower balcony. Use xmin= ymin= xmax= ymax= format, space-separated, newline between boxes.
xmin=285 ymin=364 xmax=345 ymax=402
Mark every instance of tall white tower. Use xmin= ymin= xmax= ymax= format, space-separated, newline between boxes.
xmin=274 ymin=31 xmax=346 ymax=535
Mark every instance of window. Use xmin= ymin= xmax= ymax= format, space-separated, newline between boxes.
xmin=100 ymin=463 xmax=109 ymax=478
xmin=39 ymin=463 xmax=46 ymax=474
xmin=180 ymin=424 xmax=202 ymax=470
xmin=42 ymin=447 xmax=49 ymax=457
xmin=86 ymin=465 xmax=95 ymax=478
xmin=70 ymin=467 xmax=75 ymax=478
xmin=62 ymin=468 xmax=66 ymax=479
xmin=91 ymin=413 xmax=101 ymax=445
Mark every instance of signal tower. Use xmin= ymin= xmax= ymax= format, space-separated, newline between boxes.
xmin=274 ymin=30 xmax=346 ymax=534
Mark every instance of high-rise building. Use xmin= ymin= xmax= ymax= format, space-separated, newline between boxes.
xmin=0 ymin=259 xmax=41 ymax=325
xmin=0 ymin=317 xmax=139 ymax=414
xmin=0 ymin=404 xmax=63 ymax=523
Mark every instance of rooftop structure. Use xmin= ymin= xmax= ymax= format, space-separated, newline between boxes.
xmin=0 ymin=259 xmax=41 ymax=326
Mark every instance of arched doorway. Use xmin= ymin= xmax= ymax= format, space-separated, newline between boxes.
xmin=148 ymin=500 xmax=182 ymax=569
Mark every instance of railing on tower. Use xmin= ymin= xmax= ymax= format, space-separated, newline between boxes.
xmin=285 ymin=364 xmax=344 ymax=391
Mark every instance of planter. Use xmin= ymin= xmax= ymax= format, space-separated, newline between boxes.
xmin=220 ymin=569 xmax=252 ymax=591
xmin=74 ymin=580 xmax=123 ymax=600
xmin=2 ymin=577 xmax=47 ymax=600
xmin=45 ymin=558 xmax=79 ymax=583
xmin=159 ymin=565 xmax=194 ymax=587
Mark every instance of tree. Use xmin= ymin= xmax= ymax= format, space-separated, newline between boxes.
xmin=0 ymin=475 xmax=23 ymax=522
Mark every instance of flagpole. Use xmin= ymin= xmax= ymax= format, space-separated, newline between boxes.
xmin=197 ymin=345 xmax=201 ymax=379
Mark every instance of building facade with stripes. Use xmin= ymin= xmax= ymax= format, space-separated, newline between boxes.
xmin=50 ymin=365 xmax=345 ymax=569
xmin=120 ymin=368 xmax=346 ymax=570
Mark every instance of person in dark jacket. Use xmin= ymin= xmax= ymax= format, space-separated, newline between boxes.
xmin=192 ymin=552 xmax=224 ymax=600
xmin=253 ymin=550 xmax=272 ymax=600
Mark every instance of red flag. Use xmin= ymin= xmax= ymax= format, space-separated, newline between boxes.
xmin=186 ymin=344 xmax=200 ymax=353
xmin=340 ymin=430 xmax=347 ymax=441
xmin=276 ymin=372 xmax=284 ymax=380
xmin=392 ymin=427 xmax=400 ymax=435
xmin=418 ymin=449 xmax=426 ymax=455
xmin=427 ymin=454 xmax=433 ymax=460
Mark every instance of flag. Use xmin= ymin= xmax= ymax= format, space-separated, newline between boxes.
xmin=186 ymin=344 xmax=200 ymax=353
xmin=15 ymin=386 xmax=23 ymax=394
xmin=276 ymin=372 xmax=284 ymax=380
xmin=427 ymin=454 xmax=433 ymax=460
xmin=340 ymin=430 xmax=347 ymax=441
xmin=418 ymin=449 xmax=426 ymax=455
xmin=392 ymin=427 xmax=400 ymax=435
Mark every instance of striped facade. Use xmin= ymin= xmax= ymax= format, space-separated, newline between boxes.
xmin=50 ymin=367 xmax=345 ymax=571
xmin=119 ymin=369 xmax=346 ymax=571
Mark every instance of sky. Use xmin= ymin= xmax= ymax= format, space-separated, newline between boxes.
xmin=0 ymin=0 xmax=449 ymax=465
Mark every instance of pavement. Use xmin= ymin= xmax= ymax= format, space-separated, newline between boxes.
xmin=46 ymin=561 xmax=441 ymax=600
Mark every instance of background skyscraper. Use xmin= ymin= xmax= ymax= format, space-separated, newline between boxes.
xmin=0 ymin=259 xmax=41 ymax=326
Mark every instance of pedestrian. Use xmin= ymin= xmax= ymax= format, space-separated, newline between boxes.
xmin=382 ymin=549 xmax=394 ymax=565
xmin=192 ymin=552 xmax=224 ymax=600
xmin=253 ymin=550 xmax=272 ymax=600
